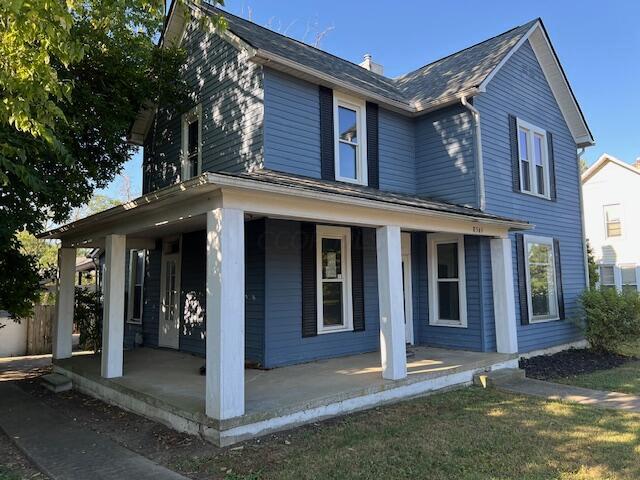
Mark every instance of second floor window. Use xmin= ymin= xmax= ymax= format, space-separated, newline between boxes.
xmin=333 ymin=94 xmax=367 ymax=185
xmin=604 ymin=203 xmax=622 ymax=238
xmin=517 ymin=118 xmax=550 ymax=198
xmin=181 ymin=105 xmax=202 ymax=181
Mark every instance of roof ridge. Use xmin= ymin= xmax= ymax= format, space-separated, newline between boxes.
xmin=393 ymin=18 xmax=539 ymax=82
xmin=205 ymin=5 xmax=395 ymax=82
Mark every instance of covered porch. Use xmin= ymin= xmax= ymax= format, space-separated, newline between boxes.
xmin=42 ymin=170 xmax=528 ymax=445
xmin=53 ymin=346 xmax=517 ymax=445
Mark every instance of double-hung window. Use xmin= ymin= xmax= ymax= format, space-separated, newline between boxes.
xmin=427 ymin=234 xmax=467 ymax=327
xmin=316 ymin=225 xmax=353 ymax=334
xmin=517 ymin=118 xmax=550 ymax=198
xmin=181 ymin=104 xmax=202 ymax=181
xmin=333 ymin=94 xmax=367 ymax=185
xmin=604 ymin=204 xmax=622 ymax=238
xmin=599 ymin=265 xmax=616 ymax=291
xmin=524 ymin=236 xmax=559 ymax=322
xmin=127 ymin=249 xmax=146 ymax=324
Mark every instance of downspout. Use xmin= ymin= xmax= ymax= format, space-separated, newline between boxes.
xmin=460 ymin=96 xmax=486 ymax=211
xmin=577 ymin=147 xmax=590 ymax=289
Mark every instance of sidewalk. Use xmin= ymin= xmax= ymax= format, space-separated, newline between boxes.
xmin=498 ymin=377 xmax=640 ymax=412
xmin=0 ymin=382 xmax=190 ymax=480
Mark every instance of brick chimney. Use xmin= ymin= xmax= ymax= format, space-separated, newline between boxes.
xmin=359 ymin=53 xmax=384 ymax=76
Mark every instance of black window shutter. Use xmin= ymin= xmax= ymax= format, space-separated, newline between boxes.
xmin=515 ymin=233 xmax=530 ymax=325
xmin=366 ymin=102 xmax=379 ymax=189
xmin=553 ymin=238 xmax=565 ymax=319
xmin=301 ymin=223 xmax=318 ymax=337
xmin=509 ymin=114 xmax=520 ymax=192
xmin=351 ymin=228 xmax=365 ymax=331
xmin=319 ymin=86 xmax=335 ymax=181
xmin=547 ymin=132 xmax=557 ymax=201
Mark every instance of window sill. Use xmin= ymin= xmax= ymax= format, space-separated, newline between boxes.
xmin=518 ymin=189 xmax=552 ymax=201
xmin=317 ymin=326 xmax=354 ymax=335
xmin=528 ymin=316 xmax=561 ymax=324
xmin=127 ymin=319 xmax=143 ymax=325
xmin=429 ymin=320 xmax=467 ymax=328
xmin=335 ymin=176 xmax=368 ymax=187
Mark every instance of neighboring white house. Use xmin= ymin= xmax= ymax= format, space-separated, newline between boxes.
xmin=582 ymin=153 xmax=640 ymax=292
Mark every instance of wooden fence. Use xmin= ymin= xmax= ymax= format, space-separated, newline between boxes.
xmin=26 ymin=304 xmax=54 ymax=355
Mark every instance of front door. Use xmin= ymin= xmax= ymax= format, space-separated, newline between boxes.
xmin=159 ymin=238 xmax=181 ymax=349
xmin=401 ymin=232 xmax=414 ymax=345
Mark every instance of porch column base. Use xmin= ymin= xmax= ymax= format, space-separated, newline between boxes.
xmin=101 ymin=234 xmax=126 ymax=378
xmin=490 ymin=237 xmax=519 ymax=354
xmin=206 ymin=207 xmax=245 ymax=420
xmin=376 ymin=225 xmax=407 ymax=380
xmin=53 ymin=247 xmax=76 ymax=360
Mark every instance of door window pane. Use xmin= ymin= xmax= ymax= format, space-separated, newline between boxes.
xmin=322 ymin=283 xmax=343 ymax=327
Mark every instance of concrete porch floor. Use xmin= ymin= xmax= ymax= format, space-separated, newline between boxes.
xmin=54 ymin=346 xmax=517 ymax=445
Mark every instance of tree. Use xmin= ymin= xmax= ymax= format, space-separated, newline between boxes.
xmin=0 ymin=1 xmax=225 ymax=317
xmin=586 ymin=239 xmax=599 ymax=289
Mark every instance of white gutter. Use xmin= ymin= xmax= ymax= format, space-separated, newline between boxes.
xmin=577 ymin=147 xmax=590 ymax=289
xmin=460 ymin=96 xmax=486 ymax=211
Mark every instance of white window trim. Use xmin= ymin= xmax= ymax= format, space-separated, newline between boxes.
xmin=603 ymin=203 xmax=623 ymax=240
xmin=181 ymin=104 xmax=202 ymax=181
xmin=619 ymin=264 xmax=639 ymax=293
xmin=523 ymin=235 xmax=560 ymax=324
xmin=427 ymin=233 xmax=468 ymax=328
xmin=516 ymin=118 xmax=551 ymax=200
xmin=333 ymin=93 xmax=368 ymax=186
xmin=127 ymin=249 xmax=145 ymax=324
xmin=316 ymin=225 xmax=353 ymax=334
xmin=597 ymin=264 xmax=616 ymax=290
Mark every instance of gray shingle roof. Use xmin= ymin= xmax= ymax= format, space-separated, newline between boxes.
xmin=211 ymin=7 xmax=537 ymax=111
xmin=219 ymin=169 xmax=527 ymax=225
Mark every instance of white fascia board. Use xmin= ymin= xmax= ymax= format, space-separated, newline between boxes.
xmin=478 ymin=21 xmax=594 ymax=148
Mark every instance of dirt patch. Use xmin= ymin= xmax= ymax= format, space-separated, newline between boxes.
xmin=520 ymin=348 xmax=635 ymax=380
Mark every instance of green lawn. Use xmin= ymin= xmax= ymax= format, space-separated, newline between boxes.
xmin=172 ymin=388 xmax=640 ymax=480
xmin=556 ymin=342 xmax=640 ymax=395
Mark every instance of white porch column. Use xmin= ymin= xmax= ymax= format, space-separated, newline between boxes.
xmin=101 ymin=234 xmax=126 ymax=378
xmin=206 ymin=208 xmax=245 ymax=420
xmin=53 ymin=247 xmax=76 ymax=359
xmin=376 ymin=225 xmax=407 ymax=380
xmin=490 ymin=237 xmax=519 ymax=354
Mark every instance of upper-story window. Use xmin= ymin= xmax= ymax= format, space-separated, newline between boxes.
xmin=517 ymin=118 xmax=550 ymax=198
xmin=333 ymin=93 xmax=367 ymax=185
xmin=604 ymin=203 xmax=622 ymax=238
xmin=181 ymin=104 xmax=202 ymax=181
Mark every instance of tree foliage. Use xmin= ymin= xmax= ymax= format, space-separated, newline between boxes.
xmin=586 ymin=239 xmax=599 ymax=290
xmin=1 ymin=1 xmax=226 ymax=317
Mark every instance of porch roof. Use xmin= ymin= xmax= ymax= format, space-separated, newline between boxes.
xmin=39 ymin=169 xmax=530 ymax=246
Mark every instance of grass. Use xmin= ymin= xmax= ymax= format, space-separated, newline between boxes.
xmin=556 ymin=342 xmax=640 ymax=395
xmin=171 ymin=387 xmax=640 ymax=480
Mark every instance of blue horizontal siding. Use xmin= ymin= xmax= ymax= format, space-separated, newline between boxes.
xmin=475 ymin=40 xmax=585 ymax=352
xmin=263 ymin=69 xmax=321 ymax=179
xmin=378 ymin=108 xmax=416 ymax=194
xmin=263 ymin=220 xmax=380 ymax=368
xmin=179 ymin=231 xmax=207 ymax=356
xmin=415 ymin=105 xmax=477 ymax=207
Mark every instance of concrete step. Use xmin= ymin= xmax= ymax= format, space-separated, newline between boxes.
xmin=473 ymin=368 xmax=525 ymax=388
xmin=41 ymin=373 xmax=72 ymax=393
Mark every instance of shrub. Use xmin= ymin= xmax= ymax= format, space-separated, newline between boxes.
xmin=74 ymin=287 xmax=102 ymax=352
xmin=579 ymin=288 xmax=640 ymax=352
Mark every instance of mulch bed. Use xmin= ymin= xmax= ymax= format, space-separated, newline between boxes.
xmin=519 ymin=348 xmax=636 ymax=380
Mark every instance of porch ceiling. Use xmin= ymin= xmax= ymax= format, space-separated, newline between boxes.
xmin=40 ymin=169 xmax=531 ymax=247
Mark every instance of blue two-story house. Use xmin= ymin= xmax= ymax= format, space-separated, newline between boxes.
xmin=44 ymin=4 xmax=594 ymax=445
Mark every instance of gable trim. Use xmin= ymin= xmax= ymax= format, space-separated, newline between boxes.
xmin=582 ymin=153 xmax=640 ymax=183
xmin=478 ymin=20 xmax=594 ymax=148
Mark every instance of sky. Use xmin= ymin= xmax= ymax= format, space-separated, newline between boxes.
xmin=99 ymin=0 xmax=640 ymax=199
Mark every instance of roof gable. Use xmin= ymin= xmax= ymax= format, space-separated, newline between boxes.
xmin=582 ymin=154 xmax=640 ymax=183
